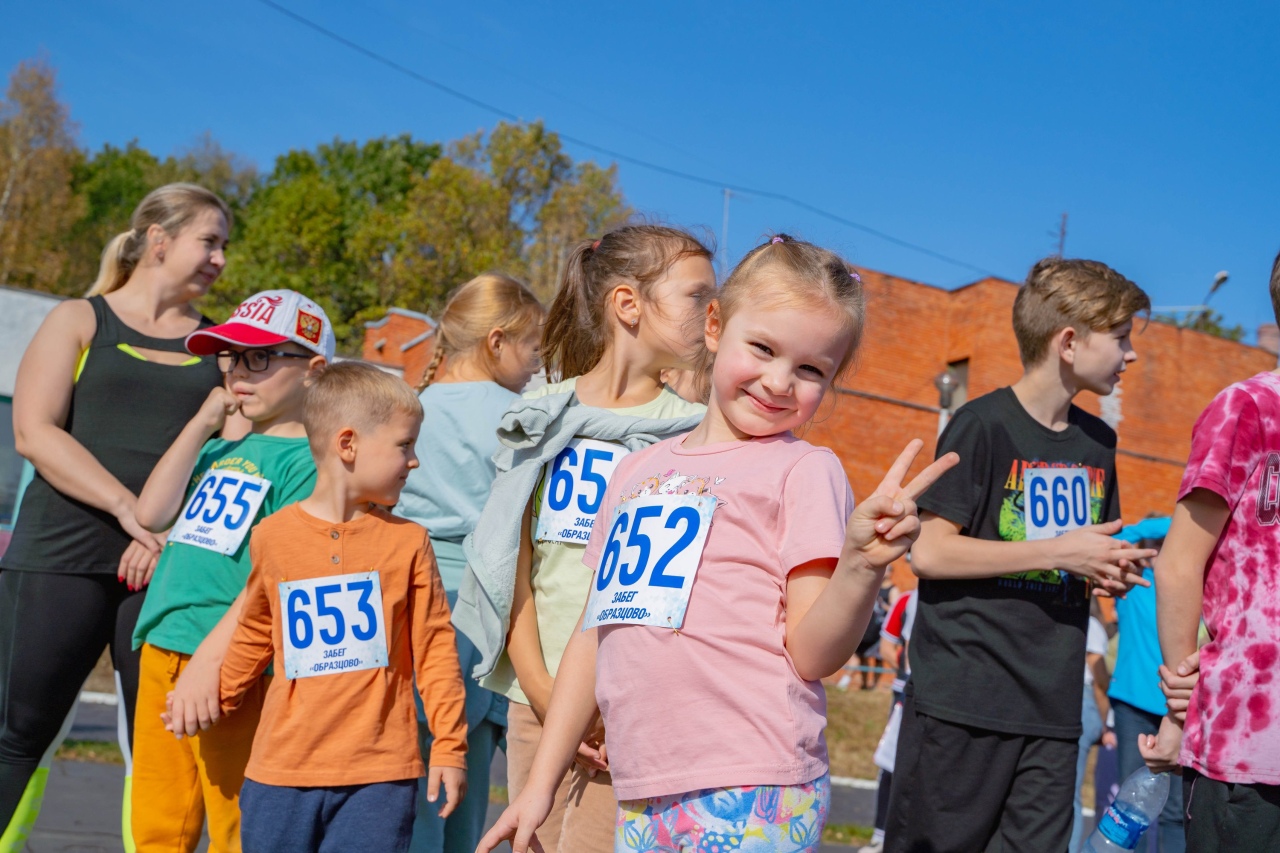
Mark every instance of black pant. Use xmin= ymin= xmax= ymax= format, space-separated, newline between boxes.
xmin=886 ymin=690 xmax=1077 ymax=852
xmin=1183 ymin=768 xmax=1280 ymax=853
xmin=0 ymin=570 xmax=144 ymax=824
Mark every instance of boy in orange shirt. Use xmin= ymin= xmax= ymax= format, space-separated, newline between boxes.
xmin=199 ymin=362 xmax=467 ymax=853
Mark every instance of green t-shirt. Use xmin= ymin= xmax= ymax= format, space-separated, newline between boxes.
xmin=133 ymin=434 xmax=316 ymax=655
xmin=481 ymin=377 xmax=705 ymax=704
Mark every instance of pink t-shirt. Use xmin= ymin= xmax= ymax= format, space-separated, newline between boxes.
xmin=1177 ymin=371 xmax=1280 ymax=785
xmin=583 ymin=432 xmax=854 ymax=800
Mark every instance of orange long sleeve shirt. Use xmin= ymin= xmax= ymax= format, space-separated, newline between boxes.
xmin=220 ymin=503 xmax=467 ymax=787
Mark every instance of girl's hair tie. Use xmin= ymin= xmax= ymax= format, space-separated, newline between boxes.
xmin=770 ymin=236 xmax=785 ymax=244
xmin=591 ymin=239 xmax=601 ymax=250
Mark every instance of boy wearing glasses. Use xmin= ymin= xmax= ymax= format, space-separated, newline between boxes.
xmin=128 ymin=290 xmax=333 ymax=853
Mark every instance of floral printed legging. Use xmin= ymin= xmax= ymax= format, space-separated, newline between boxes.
xmin=615 ymin=773 xmax=830 ymax=852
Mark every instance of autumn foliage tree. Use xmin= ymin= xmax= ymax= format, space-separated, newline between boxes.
xmin=0 ymin=58 xmax=80 ymax=293
xmin=0 ymin=56 xmax=631 ymax=352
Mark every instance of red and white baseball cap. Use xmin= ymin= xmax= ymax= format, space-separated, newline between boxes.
xmin=186 ymin=290 xmax=336 ymax=360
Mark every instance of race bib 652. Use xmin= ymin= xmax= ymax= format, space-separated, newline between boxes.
xmin=168 ymin=470 xmax=270 ymax=555
xmin=583 ymin=494 xmax=716 ymax=631
xmin=280 ymin=571 xmax=389 ymax=679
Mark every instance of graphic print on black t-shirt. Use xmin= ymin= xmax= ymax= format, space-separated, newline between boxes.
xmin=996 ymin=458 xmax=1107 ymax=592
xmin=912 ymin=387 xmax=1120 ymax=739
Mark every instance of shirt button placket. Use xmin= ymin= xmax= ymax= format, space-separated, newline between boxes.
xmin=331 ymin=529 xmax=341 ymax=566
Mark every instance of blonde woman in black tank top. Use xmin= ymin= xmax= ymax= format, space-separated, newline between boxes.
xmin=0 ymin=185 xmax=232 ymax=839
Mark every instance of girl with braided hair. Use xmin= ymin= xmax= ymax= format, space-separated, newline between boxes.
xmin=394 ymin=272 xmax=544 ymax=853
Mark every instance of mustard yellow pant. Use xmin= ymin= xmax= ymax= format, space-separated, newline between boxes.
xmin=131 ymin=643 xmax=266 ymax=853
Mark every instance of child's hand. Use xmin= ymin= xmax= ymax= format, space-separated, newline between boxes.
xmin=843 ymin=440 xmax=960 ymax=570
xmin=1138 ymin=715 xmax=1184 ymax=774
xmin=574 ymin=717 xmax=608 ymax=777
xmin=1160 ymin=649 xmax=1200 ymax=723
xmin=1052 ymin=521 xmax=1155 ymax=596
xmin=197 ymin=387 xmax=241 ymax=435
xmin=164 ymin=647 xmax=225 ymax=738
xmin=476 ymin=788 xmax=552 ymax=853
xmin=426 ymin=765 xmax=467 ymax=819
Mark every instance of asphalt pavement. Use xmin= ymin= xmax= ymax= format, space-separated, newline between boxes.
xmin=22 ymin=698 xmax=876 ymax=852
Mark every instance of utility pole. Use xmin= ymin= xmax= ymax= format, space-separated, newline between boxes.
xmin=721 ymin=188 xmax=732 ymax=279
xmin=1056 ymin=212 xmax=1068 ymax=257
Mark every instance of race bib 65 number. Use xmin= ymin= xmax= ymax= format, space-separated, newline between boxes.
xmin=535 ymin=438 xmax=629 ymax=544
xmin=279 ymin=571 xmax=389 ymax=679
xmin=1024 ymin=468 xmax=1091 ymax=541
xmin=167 ymin=470 xmax=270 ymax=556
xmin=582 ymin=494 xmax=716 ymax=631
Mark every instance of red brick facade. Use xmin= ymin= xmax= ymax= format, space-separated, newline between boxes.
xmin=801 ymin=270 xmax=1277 ymax=587
xmin=361 ymin=308 xmax=439 ymax=387
xmin=362 ymin=272 xmax=1277 ymax=588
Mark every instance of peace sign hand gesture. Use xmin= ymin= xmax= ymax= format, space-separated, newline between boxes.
xmin=842 ymin=440 xmax=960 ymax=571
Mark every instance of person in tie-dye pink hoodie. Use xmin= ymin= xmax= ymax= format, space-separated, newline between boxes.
xmin=1140 ymin=250 xmax=1280 ymax=852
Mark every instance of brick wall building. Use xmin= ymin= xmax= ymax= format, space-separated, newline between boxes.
xmin=361 ymin=308 xmax=438 ymax=385
xmin=361 ymin=271 xmax=1278 ymax=587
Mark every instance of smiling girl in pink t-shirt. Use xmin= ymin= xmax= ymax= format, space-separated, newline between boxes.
xmin=479 ymin=235 xmax=959 ymax=853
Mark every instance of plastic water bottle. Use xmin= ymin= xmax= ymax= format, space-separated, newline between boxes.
xmin=1083 ymin=767 xmax=1171 ymax=851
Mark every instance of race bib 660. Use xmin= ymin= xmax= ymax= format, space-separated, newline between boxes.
xmin=1023 ymin=468 xmax=1090 ymax=541
xmin=582 ymin=495 xmax=716 ymax=631
xmin=535 ymin=438 xmax=629 ymax=544
xmin=168 ymin=470 xmax=270 ymax=555
xmin=279 ymin=571 xmax=389 ymax=679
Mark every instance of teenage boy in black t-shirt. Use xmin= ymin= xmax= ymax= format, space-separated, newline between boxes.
xmin=885 ymin=258 xmax=1159 ymax=853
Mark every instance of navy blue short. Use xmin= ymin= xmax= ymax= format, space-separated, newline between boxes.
xmin=240 ymin=777 xmax=416 ymax=853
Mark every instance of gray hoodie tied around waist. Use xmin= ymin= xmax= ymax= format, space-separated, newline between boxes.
xmin=451 ymin=388 xmax=702 ymax=680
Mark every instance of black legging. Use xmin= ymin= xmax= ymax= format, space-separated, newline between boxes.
xmin=0 ymin=570 xmax=144 ymax=823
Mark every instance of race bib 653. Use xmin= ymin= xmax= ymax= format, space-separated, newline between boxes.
xmin=583 ymin=494 xmax=716 ymax=631
xmin=280 ymin=571 xmax=389 ymax=679
xmin=168 ymin=470 xmax=270 ymax=555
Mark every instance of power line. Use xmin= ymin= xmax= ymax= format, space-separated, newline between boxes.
xmin=255 ymin=0 xmax=1004 ymax=279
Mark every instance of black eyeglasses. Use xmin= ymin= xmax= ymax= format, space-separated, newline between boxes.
xmin=216 ymin=349 xmax=312 ymax=373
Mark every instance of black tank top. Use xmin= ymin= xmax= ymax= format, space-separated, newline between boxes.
xmin=1 ymin=296 xmax=222 ymax=574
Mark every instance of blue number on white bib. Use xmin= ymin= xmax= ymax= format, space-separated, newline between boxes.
xmin=582 ymin=494 xmax=716 ymax=631
xmin=535 ymin=438 xmax=629 ymax=545
xmin=167 ymin=470 xmax=270 ymax=556
xmin=279 ymin=571 xmax=389 ymax=679
xmin=1023 ymin=468 xmax=1090 ymax=541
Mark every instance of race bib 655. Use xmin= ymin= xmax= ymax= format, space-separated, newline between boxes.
xmin=168 ymin=470 xmax=270 ymax=555
xmin=280 ymin=571 xmax=389 ymax=679
xmin=583 ymin=494 xmax=716 ymax=631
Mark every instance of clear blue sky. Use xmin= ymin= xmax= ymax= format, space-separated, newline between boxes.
xmin=5 ymin=1 xmax=1278 ymax=342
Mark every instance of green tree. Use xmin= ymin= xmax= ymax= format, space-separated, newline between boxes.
xmin=357 ymin=120 xmax=630 ymax=322
xmin=1153 ymin=310 xmax=1246 ymax=342
xmin=214 ymin=135 xmax=442 ymax=348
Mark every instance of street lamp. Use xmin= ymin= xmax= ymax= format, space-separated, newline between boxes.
xmin=1182 ymin=271 xmax=1229 ymax=329
xmin=934 ymin=369 xmax=958 ymax=436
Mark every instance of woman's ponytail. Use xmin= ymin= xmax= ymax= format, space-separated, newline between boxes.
xmin=88 ymin=229 xmax=146 ymax=296
xmin=84 ymin=183 xmax=231 ymax=297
